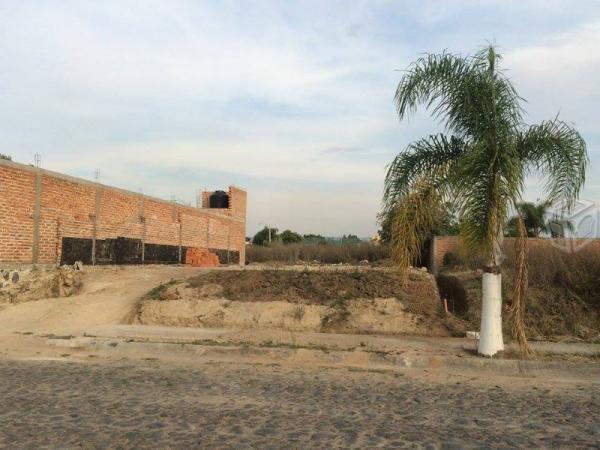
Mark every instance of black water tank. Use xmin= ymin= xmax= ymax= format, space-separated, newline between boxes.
xmin=209 ymin=190 xmax=229 ymax=208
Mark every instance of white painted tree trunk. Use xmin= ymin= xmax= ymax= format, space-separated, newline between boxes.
xmin=478 ymin=272 xmax=504 ymax=356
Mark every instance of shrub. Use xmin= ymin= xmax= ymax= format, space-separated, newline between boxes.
xmin=144 ymin=279 xmax=177 ymax=300
xmin=442 ymin=251 xmax=463 ymax=269
xmin=280 ymin=229 xmax=303 ymax=245
xmin=246 ymin=242 xmax=390 ymax=265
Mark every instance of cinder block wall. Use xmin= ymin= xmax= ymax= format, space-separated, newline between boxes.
xmin=0 ymin=159 xmax=246 ymax=265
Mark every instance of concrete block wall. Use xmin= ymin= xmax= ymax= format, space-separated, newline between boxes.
xmin=0 ymin=159 xmax=246 ymax=265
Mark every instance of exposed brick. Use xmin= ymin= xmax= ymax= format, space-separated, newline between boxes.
xmin=0 ymin=160 xmax=246 ymax=265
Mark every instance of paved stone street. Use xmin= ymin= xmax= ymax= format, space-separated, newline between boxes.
xmin=0 ymin=359 xmax=598 ymax=449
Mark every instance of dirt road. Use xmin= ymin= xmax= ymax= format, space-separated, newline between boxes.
xmin=0 ymin=265 xmax=201 ymax=335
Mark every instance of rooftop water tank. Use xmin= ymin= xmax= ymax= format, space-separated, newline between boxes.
xmin=209 ymin=190 xmax=229 ymax=208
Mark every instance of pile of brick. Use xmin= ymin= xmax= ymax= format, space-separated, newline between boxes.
xmin=185 ymin=248 xmax=220 ymax=267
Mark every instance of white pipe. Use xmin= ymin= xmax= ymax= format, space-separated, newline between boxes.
xmin=478 ymin=272 xmax=504 ymax=356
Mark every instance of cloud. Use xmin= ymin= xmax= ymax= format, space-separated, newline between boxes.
xmin=321 ymin=146 xmax=369 ymax=155
xmin=0 ymin=1 xmax=599 ymax=236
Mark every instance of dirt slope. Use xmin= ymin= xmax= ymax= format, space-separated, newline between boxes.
xmin=135 ymin=268 xmax=458 ymax=336
xmin=0 ymin=266 xmax=202 ymax=336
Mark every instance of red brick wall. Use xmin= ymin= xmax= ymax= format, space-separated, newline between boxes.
xmin=0 ymin=159 xmax=246 ymax=265
xmin=0 ymin=164 xmax=36 ymax=263
xmin=430 ymin=236 xmax=460 ymax=273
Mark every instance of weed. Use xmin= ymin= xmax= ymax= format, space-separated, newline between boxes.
xmin=289 ymin=306 xmax=305 ymax=322
xmin=321 ymin=297 xmax=350 ymax=329
xmin=144 ymin=279 xmax=177 ymax=300
xmin=246 ymin=242 xmax=390 ymax=265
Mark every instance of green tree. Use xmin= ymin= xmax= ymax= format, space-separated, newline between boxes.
xmin=280 ymin=229 xmax=303 ymax=245
xmin=505 ymin=201 xmax=573 ymax=238
xmin=378 ymin=201 xmax=459 ymax=244
xmin=302 ymin=234 xmax=327 ymax=245
xmin=0 ymin=154 xmax=11 ymax=161
xmin=383 ymin=46 xmax=587 ymax=355
xmin=252 ymin=227 xmax=278 ymax=246
xmin=341 ymin=234 xmax=362 ymax=244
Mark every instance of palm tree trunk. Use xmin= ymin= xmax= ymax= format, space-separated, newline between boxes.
xmin=478 ymin=235 xmax=505 ymax=356
xmin=478 ymin=271 xmax=504 ymax=355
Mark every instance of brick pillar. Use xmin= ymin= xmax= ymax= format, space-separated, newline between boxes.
xmin=31 ymin=170 xmax=42 ymax=264
xmin=91 ymin=187 xmax=102 ymax=265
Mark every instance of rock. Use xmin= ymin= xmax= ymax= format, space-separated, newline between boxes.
xmin=466 ymin=331 xmax=480 ymax=340
xmin=359 ymin=259 xmax=369 ymax=265
xmin=63 ymin=273 xmax=74 ymax=287
xmin=10 ymin=271 xmax=19 ymax=283
xmin=199 ymin=283 xmax=224 ymax=298
xmin=1 ymin=270 xmax=8 ymax=281
xmin=73 ymin=261 xmax=84 ymax=271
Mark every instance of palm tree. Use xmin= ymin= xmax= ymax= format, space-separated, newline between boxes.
xmin=383 ymin=46 xmax=587 ymax=355
xmin=506 ymin=201 xmax=574 ymax=238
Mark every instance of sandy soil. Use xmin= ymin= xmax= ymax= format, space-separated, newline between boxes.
xmin=0 ymin=265 xmax=203 ymax=336
xmin=135 ymin=268 xmax=455 ymax=336
xmin=136 ymin=296 xmax=432 ymax=334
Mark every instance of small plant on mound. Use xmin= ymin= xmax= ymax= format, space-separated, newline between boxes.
xmin=144 ymin=279 xmax=177 ymax=300
xmin=321 ymin=297 xmax=350 ymax=329
xmin=289 ymin=306 xmax=305 ymax=322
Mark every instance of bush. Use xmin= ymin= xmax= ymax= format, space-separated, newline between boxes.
xmin=280 ymin=229 xmax=303 ymax=245
xmin=252 ymin=227 xmax=278 ymax=246
xmin=442 ymin=251 xmax=463 ymax=269
xmin=246 ymin=242 xmax=390 ymax=265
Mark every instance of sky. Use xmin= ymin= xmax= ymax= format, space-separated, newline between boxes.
xmin=1 ymin=0 xmax=599 ymax=237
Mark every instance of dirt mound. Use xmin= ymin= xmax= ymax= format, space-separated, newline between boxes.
xmin=186 ymin=269 xmax=436 ymax=311
xmin=135 ymin=268 xmax=457 ymax=336
xmin=0 ymin=266 xmax=83 ymax=305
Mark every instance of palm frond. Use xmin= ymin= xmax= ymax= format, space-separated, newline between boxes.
xmin=456 ymin=137 xmax=525 ymax=263
xmin=519 ymin=118 xmax=588 ymax=210
xmin=510 ymin=206 xmax=533 ymax=356
xmin=383 ymin=134 xmax=465 ymax=210
xmin=390 ymin=179 xmax=443 ymax=270
xmin=395 ymin=47 xmax=523 ymax=140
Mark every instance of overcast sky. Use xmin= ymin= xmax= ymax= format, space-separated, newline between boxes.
xmin=1 ymin=1 xmax=599 ymax=237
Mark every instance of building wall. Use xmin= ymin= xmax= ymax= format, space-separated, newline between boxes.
xmin=430 ymin=235 xmax=600 ymax=273
xmin=429 ymin=236 xmax=460 ymax=274
xmin=0 ymin=159 xmax=246 ymax=265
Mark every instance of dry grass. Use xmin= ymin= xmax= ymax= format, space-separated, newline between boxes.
xmin=504 ymin=244 xmax=600 ymax=340
xmin=187 ymin=269 xmax=425 ymax=306
xmin=442 ymin=243 xmax=600 ymax=341
xmin=246 ymin=243 xmax=390 ymax=265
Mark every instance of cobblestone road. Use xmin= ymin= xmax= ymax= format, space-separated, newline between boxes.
xmin=0 ymin=359 xmax=598 ymax=449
